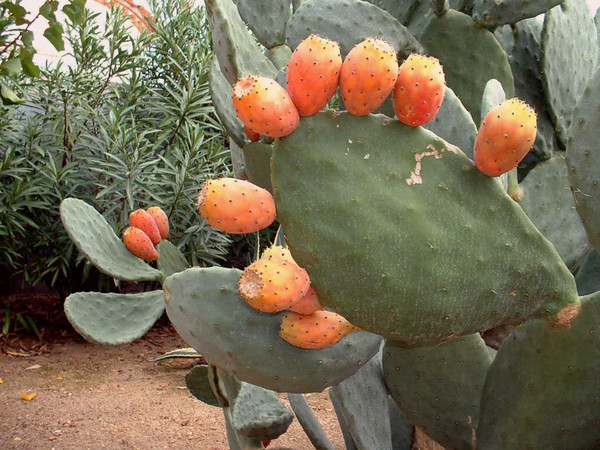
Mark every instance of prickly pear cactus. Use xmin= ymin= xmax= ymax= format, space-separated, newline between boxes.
xmin=271 ymin=111 xmax=578 ymax=344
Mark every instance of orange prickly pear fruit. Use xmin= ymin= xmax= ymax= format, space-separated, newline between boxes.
xmin=393 ymin=53 xmax=446 ymax=127
xmin=238 ymin=257 xmax=311 ymax=313
xmin=287 ymin=34 xmax=342 ymax=116
xmin=129 ymin=209 xmax=161 ymax=245
xmin=289 ymin=286 xmax=325 ymax=315
xmin=339 ymin=37 xmax=398 ymax=116
xmin=244 ymin=125 xmax=260 ymax=142
xmin=474 ymin=98 xmax=537 ymax=177
xmin=279 ymin=310 xmax=358 ymax=349
xmin=261 ymin=245 xmax=295 ymax=263
xmin=123 ymin=226 xmax=158 ymax=261
xmin=197 ymin=177 xmax=276 ymax=234
xmin=232 ymin=75 xmax=300 ymax=138
xmin=146 ymin=206 xmax=169 ymax=240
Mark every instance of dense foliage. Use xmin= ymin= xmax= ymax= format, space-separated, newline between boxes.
xmin=0 ymin=0 xmax=232 ymax=292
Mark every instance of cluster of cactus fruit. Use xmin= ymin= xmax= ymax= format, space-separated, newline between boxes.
xmin=58 ymin=0 xmax=600 ymax=448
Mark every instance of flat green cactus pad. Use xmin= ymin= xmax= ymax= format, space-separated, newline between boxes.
xmin=286 ymin=0 xmax=421 ymax=58
xmin=472 ymin=0 xmax=563 ymax=28
xmin=383 ymin=334 xmax=491 ymax=449
xmin=419 ymin=9 xmax=514 ymax=125
xmin=157 ymin=240 xmax=189 ymax=279
xmin=59 ymin=198 xmax=162 ymax=282
xmin=519 ymin=157 xmax=589 ymax=271
xmin=236 ymin=0 xmax=290 ymax=49
xmin=185 ymin=365 xmax=222 ymax=407
xmin=271 ymin=111 xmax=578 ymax=344
xmin=163 ymin=266 xmax=382 ymax=393
xmin=477 ymin=292 xmax=600 ymax=448
xmin=542 ymin=0 xmax=598 ymax=149
xmin=567 ymin=65 xmax=600 ymax=253
xmin=64 ymin=290 xmax=165 ymax=345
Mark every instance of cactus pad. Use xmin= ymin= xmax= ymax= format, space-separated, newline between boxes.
xmin=419 ymin=9 xmax=514 ymax=125
xmin=271 ymin=111 xmax=578 ymax=343
xmin=383 ymin=334 xmax=491 ymax=449
xmin=477 ymin=292 xmax=600 ymax=448
xmin=286 ymin=0 xmax=421 ymax=58
xmin=566 ymin=66 xmax=600 ymax=253
xmin=206 ymin=0 xmax=278 ymax=85
xmin=185 ymin=365 xmax=222 ymax=407
xmin=236 ymin=0 xmax=291 ymax=49
xmin=64 ymin=290 xmax=165 ymax=345
xmin=541 ymin=0 xmax=598 ymax=149
xmin=519 ymin=157 xmax=589 ymax=271
xmin=60 ymin=198 xmax=162 ymax=282
xmin=163 ymin=266 xmax=382 ymax=393
xmin=156 ymin=240 xmax=189 ymax=279
xmin=472 ymin=0 xmax=563 ymax=28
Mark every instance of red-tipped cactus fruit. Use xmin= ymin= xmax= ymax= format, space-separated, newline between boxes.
xmin=146 ymin=206 xmax=169 ymax=240
xmin=232 ymin=75 xmax=300 ymax=138
xmin=129 ymin=208 xmax=162 ymax=245
xmin=197 ymin=178 xmax=277 ymax=234
xmin=279 ymin=310 xmax=358 ymax=349
xmin=339 ymin=37 xmax=398 ymax=116
xmin=238 ymin=257 xmax=311 ymax=313
xmin=393 ymin=53 xmax=446 ymax=127
xmin=287 ymin=34 xmax=342 ymax=116
xmin=122 ymin=226 xmax=158 ymax=261
xmin=474 ymin=98 xmax=537 ymax=177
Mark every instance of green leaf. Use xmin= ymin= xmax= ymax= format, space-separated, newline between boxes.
xmin=39 ymin=0 xmax=59 ymax=20
xmin=1 ymin=1 xmax=28 ymax=25
xmin=63 ymin=0 xmax=86 ymax=25
xmin=19 ymin=47 xmax=39 ymax=77
xmin=1 ymin=57 xmax=22 ymax=76
xmin=43 ymin=21 xmax=64 ymax=51
xmin=21 ymin=30 xmax=33 ymax=48
xmin=0 ymin=82 xmax=23 ymax=104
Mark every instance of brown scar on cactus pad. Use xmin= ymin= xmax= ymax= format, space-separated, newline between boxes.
xmin=546 ymin=301 xmax=581 ymax=327
xmin=406 ymin=142 xmax=459 ymax=186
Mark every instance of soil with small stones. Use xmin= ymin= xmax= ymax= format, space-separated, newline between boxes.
xmin=0 ymin=319 xmax=345 ymax=450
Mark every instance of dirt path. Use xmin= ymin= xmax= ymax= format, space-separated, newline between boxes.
xmin=0 ymin=325 xmax=344 ymax=449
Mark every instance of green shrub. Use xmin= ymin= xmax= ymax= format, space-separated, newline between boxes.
xmin=0 ymin=0 xmax=232 ymax=291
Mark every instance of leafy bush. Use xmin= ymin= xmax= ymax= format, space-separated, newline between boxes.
xmin=0 ymin=0 xmax=232 ymax=291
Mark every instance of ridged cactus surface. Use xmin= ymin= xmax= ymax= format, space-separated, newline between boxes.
xmin=271 ymin=111 xmax=578 ymax=343
xmin=163 ymin=266 xmax=382 ymax=392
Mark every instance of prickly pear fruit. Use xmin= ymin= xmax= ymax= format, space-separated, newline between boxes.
xmin=339 ymin=37 xmax=398 ymax=116
xmin=279 ymin=310 xmax=358 ymax=349
xmin=197 ymin=178 xmax=276 ymax=234
xmin=146 ymin=206 xmax=169 ymax=240
xmin=238 ymin=257 xmax=310 ymax=313
xmin=232 ymin=75 xmax=300 ymax=138
xmin=289 ymin=286 xmax=324 ymax=315
xmin=393 ymin=53 xmax=445 ymax=127
xmin=244 ymin=125 xmax=260 ymax=142
xmin=129 ymin=209 xmax=162 ymax=245
xmin=287 ymin=34 xmax=342 ymax=116
xmin=122 ymin=226 xmax=158 ymax=261
xmin=261 ymin=245 xmax=295 ymax=263
xmin=474 ymin=98 xmax=537 ymax=177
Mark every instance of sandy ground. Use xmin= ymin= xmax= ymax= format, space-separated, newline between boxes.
xmin=0 ymin=323 xmax=345 ymax=449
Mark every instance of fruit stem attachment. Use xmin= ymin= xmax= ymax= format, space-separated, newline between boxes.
xmin=507 ymin=168 xmax=522 ymax=202
xmin=432 ymin=0 xmax=449 ymax=16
